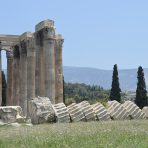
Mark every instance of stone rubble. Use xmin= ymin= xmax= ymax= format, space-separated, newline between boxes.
xmin=0 ymin=106 xmax=25 ymax=123
xmin=28 ymin=96 xmax=55 ymax=124
xmin=0 ymin=99 xmax=147 ymax=126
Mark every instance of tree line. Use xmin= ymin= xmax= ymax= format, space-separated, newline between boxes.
xmin=64 ymin=82 xmax=110 ymax=105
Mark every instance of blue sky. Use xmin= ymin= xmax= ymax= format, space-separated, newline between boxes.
xmin=0 ymin=0 xmax=148 ymax=70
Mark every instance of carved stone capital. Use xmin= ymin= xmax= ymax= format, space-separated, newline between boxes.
xmin=35 ymin=30 xmax=44 ymax=47
xmin=20 ymin=32 xmax=33 ymax=42
xmin=26 ymin=37 xmax=35 ymax=51
xmin=20 ymin=40 xmax=27 ymax=55
xmin=43 ymin=27 xmax=55 ymax=40
xmin=13 ymin=45 xmax=20 ymax=58
xmin=6 ymin=50 xmax=13 ymax=59
xmin=20 ymin=32 xmax=35 ymax=52
xmin=56 ymin=34 xmax=64 ymax=48
xmin=35 ymin=27 xmax=55 ymax=46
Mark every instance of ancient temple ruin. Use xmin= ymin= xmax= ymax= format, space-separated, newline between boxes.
xmin=0 ymin=20 xmax=64 ymax=115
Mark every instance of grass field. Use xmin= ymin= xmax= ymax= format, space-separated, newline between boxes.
xmin=0 ymin=120 xmax=148 ymax=148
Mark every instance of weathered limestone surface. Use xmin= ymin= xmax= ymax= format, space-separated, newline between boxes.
xmin=28 ymin=97 xmax=55 ymax=124
xmin=142 ymin=107 xmax=148 ymax=118
xmin=78 ymin=101 xmax=95 ymax=121
xmin=12 ymin=45 xmax=20 ymax=106
xmin=27 ymin=34 xmax=35 ymax=115
xmin=44 ymin=29 xmax=56 ymax=103
xmin=6 ymin=51 xmax=13 ymax=105
xmin=0 ymin=106 xmax=25 ymax=123
xmin=0 ymin=50 xmax=2 ymax=105
xmin=107 ymin=101 xmax=130 ymax=120
xmin=20 ymin=36 xmax=27 ymax=116
xmin=52 ymin=103 xmax=70 ymax=123
xmin=67 ymin=103 xmax=85 ymax=122
xmin=36 ymin=20 xmax=56 ymax=103
xmin=34 ymin=31 xmax=40 ymax=97
xmin=91 ymin=102 xmax=110 ymax=121
xmin=35 ymin=29 xmax=45 ymax=97
xmin=55 ymin=35 xmax=64 ymax=103
xmin=123 ymin=101 xmax=146 ymax=119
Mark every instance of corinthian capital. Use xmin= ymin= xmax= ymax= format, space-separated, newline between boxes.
xmin=26 ymin=36 xmax=35 ymax=50
xmin=56 ymin=34 xmax=64 ymax=48
xmin=6 ymin=50 xmax=13 ymax=59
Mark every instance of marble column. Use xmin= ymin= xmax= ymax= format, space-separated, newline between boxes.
xmin=6 ymin=50 xmax=13 ymax=105
xmin=41 ymin=23 xmax=56 ymax=103
xmin=20 ymin=38 xmax=27 ymax=116
xmin=26 ymin=34 xmax=35 ymax=114
xmin=35 ymin=20 xmax=64 ymax=103
xmin=0 ymin=49 xmax=2 ymax=106
xmin=35 ymin=30 xmax=45 ymax=97
xmin=55 ymin=35 xmax=64 ymax=103
xmin=12 ymin=45 xmax=20 ymax=105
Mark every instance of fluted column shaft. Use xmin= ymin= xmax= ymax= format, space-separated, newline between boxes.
xmin=0 ymin=50 xmax=2 ymax=106
xmin=40 ymin=27 xmax=56 ymax=103
xmin=35 ymin=31 xmax=45 ymax=97
xmin=12 ymin=45 xmax=20 ymax=105
xmin=27 ymin=36 xmax=35 ymax=114
xmin=6 ymin=51 xmax=13 ymax=105
xmin=44 ymin=38 xmax=56 ymax=103
xmin=55 ymin=36 xmax=64 ymax=103
xmin=20 ymin=41 xmax=27 ymax=115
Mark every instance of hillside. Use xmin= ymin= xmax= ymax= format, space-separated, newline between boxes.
xmin=63 ymin=66 xmax=148 ymax=91
xmin=3 ymin=66 xmax=148 ymax=91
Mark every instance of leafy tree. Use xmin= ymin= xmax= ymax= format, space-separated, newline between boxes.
xmin=135 ymin=66 xmax=148 ymax=109
xmin=2 ymin=71 xmax=7 ymax=106
xmin=110 ymin=64 xmax=121 ymax=102
xmin=64 ymin=82 xmax=109 ymax=105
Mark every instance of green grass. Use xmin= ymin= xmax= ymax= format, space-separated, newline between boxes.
xmin=0 ymin=120 xmax=148 ymax=148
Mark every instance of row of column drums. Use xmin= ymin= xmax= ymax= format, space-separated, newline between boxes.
xmin=5 ymin=20 xmax=64 ymax=116
xmin=28 ymin=97 xmax=147 ymax=124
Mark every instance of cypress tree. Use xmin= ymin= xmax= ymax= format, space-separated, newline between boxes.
xmin=110 ymin=64 xmax=121 ymax=102
xmin=2 ymin=71 xmax=7 ymax=106
xmin=135 ymin=66 xmax=148 ymax=109
xmin=63 ymin=76 xmax=65 ymax=104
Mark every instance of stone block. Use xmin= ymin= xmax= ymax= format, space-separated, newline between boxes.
xmin=91 ymin=102 xmax=110 ymax=121
xmin=142 ymin=107 xmax=148 ymax=118
xmin=67 ymin=103 xmax=85 ymax=122
xmin=28 ymin=96 xmax=55 ymax=124
xmin=123 ymin=101 xmax=146 ymax=119
xmin=78 ymin=101 xmax=95 ymax=121
xmin=52 ymin=103 xmax=70 ymax=123
xmin=107 ymin=101 xmax=130 ymax=120
xmin=0 ymin=106 xmax=25 ymax=123
xmin=20 ymin=32 xmax=33 ymax=41
xmin=35 ymin=20 xmax=54 ymax=32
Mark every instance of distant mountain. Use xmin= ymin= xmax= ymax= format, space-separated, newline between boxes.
xmin=63 ymin=66 xmax=148 ymax=91
xmin=3 ymin=66 xmax=148 ymax=91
